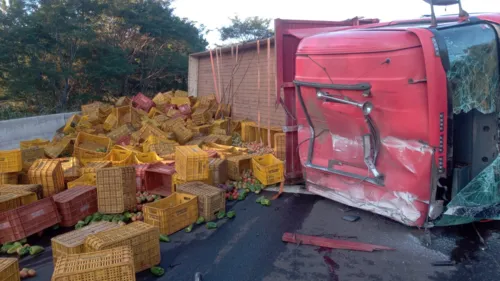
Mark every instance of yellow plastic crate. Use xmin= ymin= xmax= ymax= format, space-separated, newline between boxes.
xmin=63 ymin=114 xmax=83 ymax=134
xmin=103 ymin=112 xmax=118 ymax=131
xmin=20 ymin=138 xmax=50 ymax=150
xmin=0 ymin=193 xmax=22 ymax=212
xmin=67 ymin=173 xmax=97 ymax=189
xmin=152 ymin=92 xmax=171 ymax=106
xmin=0 ymin=173 xmax=18 ymax=185
xmin=241 ymin=121 xmax=257 ymax=142
xmin=74 ymin=132 xmax=112 ymax=161
xmin=28 ymin=159 xmax=66 ymax=197
xmin=81 ymin=161 xmax=112 ymax=174
xmin=0 ymin=188 xmax=37 ymax=206
xmin=175 ymin=146 xmax=209 ymax=181
xmin=21 ymin=147 xmax=46 ymax=172
xmin=252 ymin=154 xmax=284 ymax=185
xmin=134 ymin=152 xmax=162 ymax=164
xmin=170 ymin=96 xmax=190 ymax=106
xmin=0 ymin=149 xmax=22 ymax=173
xmin=84 ymin=222 xmax=160 ymax=273
xmin=143 ymin=192 xmax=198 ymax=235
xmin=51 ymin=221 xmax=120 ymax=264
xmin=0 ymin=258 xmax=19 ymax=281
xmin=52 ymin=246 xmax=136 ymax=281
xmin=104 ymin=149 xmax=134 ymax=167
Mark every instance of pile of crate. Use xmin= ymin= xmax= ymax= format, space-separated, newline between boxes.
xmin=0 ymin=90 xmax=286 ymax=279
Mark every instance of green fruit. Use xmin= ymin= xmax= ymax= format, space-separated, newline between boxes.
xmin=29 ymin=246 xmax=44 ymax=255
xmin=7 ymin=243 xmax=22 ymax=254
xmin=84 ymin=215 xmax=92 ymax=225
xmin=216 ymin=211 xmax=226 ymax=220
xmin=185 ymin=224 xmax=193 ymax=233
xmin=1 ymin=243 xmax=14 ymax=253
xmin=17 ymin=246 xmax=29 ymax=256
xmin=226 ymin=211 xmax=236 ymax=219
xmin=150 ymin=266 xmax=165 ymax=277
xmin=196 ymin=217 xmax=205 ymax=225
xmin=256 ymin=196 xmax=265 ymax=203
xmin=206 ymin=222 xmax=217 ymax=229
xmin=159 ymin=235 xmax=170 ymax=243
xmin=260 ymin=199 xmax=271 ymax=206
xmin=75 ymin=221 xmax=85 ymax=229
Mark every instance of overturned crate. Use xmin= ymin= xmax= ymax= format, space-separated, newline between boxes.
xmin=51 ymin=221 xmax=120 ymax=264
xmin=84 ymin=221 xmax=160 ymax=273
xmin=177 ymin=182 xmax=225 ymax=221
xmin=227 ymin=155 xmax=253 ymax=181
xmin=0 ymin=258 xmax=20 ymax=281
xmin=52 ymin=246 xmax=136 ymax=281
xmin=96 ymin=167 xmax=136 ymax=214
xmin=28 ymin=159 xmax=65 ymax=198
xmin=53 ymin=185 xmax=98 ymax=227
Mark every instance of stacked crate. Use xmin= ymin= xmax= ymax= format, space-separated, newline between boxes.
xmin=52 ymin=246 xmax=136 ymax=281
xmin=84 ymin=221 xmax=160 ymax=272
xmin=51 ymin=221 xmax=120 ymax=264
xmin=177 ymin=182 xmax=225 ymax=221
xmin=53 ymin=185 xmax=98 ymax=227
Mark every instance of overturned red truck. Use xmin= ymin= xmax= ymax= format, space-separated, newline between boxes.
xmin=276 ymin=12 xmax=500 ymax=226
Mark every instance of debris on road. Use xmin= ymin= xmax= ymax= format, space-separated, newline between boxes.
xmin=282 ymin=233 xmax=395 ymax=252
xmin=342 ymin=215 xmax=360 ymax=222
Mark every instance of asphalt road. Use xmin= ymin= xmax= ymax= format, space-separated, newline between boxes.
xmin=8 ymin=191 xmax=500 ymax=281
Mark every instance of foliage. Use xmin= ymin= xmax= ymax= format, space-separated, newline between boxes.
xmin=0 ymin=0 xmax=207 ymax=117
xmin=219 ymin=16 xmax=273 ymax=43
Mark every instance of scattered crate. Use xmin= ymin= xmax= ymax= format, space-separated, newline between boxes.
xmin=74 ymin=132 xmax=112 ymax=161
xmin=0 ymin=173 xmax=18 ymax=185
xmin=227 ymin=155 xmax=253 ymax=180
xmin=115 ymin=96 xmax=132 ymax=107
xmin=216 ymin=135 xmax=232 ymax=146
xmin=241 ymin=121 xmax=257 ymax=142
xmin=172 ymin=123 xmax=193 ymax=145
xmin=53 ymin=185 xmax=97 ymax=227
xmin=52 ymin=246 xmax=136 ymax=281
xmin=134 ymin=152 xmax=162 ymax=164
xmin=208 ymin=158 xmax=228 ymax=186
xmin=0 ymin=258 xmax=19 ymax=281
xmin=192 ymin=107 xmax=212 ymax=125
xmin=84 ymin=221 xmax=160 ymax=273
xmin=96 ymin=167 xmax=136 ymax=214
xmin=20 ymin=138 xmax=50 ymax=150
xmin=51 ymin=221 xmax=120 ymax=264
xmin=28 ymin=159 xmax=65 ymax=197
xmin=58 ymin=157 xmax=81 ymax=182
xmin=148 ymin=142 xmax=178 ymax=157
xmin=177 ymin=182 xmax=225 ymax=221
xmin=143 ymin=192 xmax=198 ymax=235
xmin=21 ymin=147 xmax=46 ymax=172
xmin=81 ymin=161 xmax=112 ymax=175
xmin=175 ymin=146 xmax=208 ymax=181
xmin=0 ymin=149 xmax=22 ymax=174
xmin=44 ymin=137 xmax=73 ymax=159
xmin=0 ymin=188 xmax=37 ymax=206
xmin=132 ymin=92 xmax=155 ymax=113
xmin=104 ymin=149 xmax=134 ymax=167
xmin=0 ymin=197 xmax=61 ymax=244
xmin=252 ymin=154 xmax=284 ymax=185
xmin=144 ymin=164 xmax=176 ymax=197
xmin=0 ymin=194 xmax=22 ymax=212
xmin=0 ymin=184 xmax=42 ymax=200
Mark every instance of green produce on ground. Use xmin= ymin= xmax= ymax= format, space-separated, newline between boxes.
xmin=29 ymin=246 xmax=44 ymax=255
xmin=84 ymin=215 xmax=92 ymax=225
xmin=260 ymin=199 xmax=271 ymax=206
xmin=217 ymin=211 xmax=226 ymax=219
xmin=206 ymin=222 xmax=217 ymax=229
xmin=185 ymin=224 xmax=193 ymax=233
xmin=159 ymin=234 xmax=170 ymax=243
xmin=196 ymin=216 xmax=205 ymax=225
xmin=256 ymin=196 xmax=265 ymax=203
xmin=150 ymin=266 xmax=165 ymax=277
xmin=17 ymin=246 xmax=29 ymax=257
xmin=7 ymin=242 xmax=22 ymax=254
xmin=1 ymin=242 xmax=14 ymax=253
xmin=75 ymin=221 xmax=85 ymax=229
xmin=226 ymin=211 xmax=236 ymax=219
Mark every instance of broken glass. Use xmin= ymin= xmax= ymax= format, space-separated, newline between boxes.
xmin=440 ymin=24 xmax=499 ymax=115
xmin=434 ymin=155 xmax=500 ymax=226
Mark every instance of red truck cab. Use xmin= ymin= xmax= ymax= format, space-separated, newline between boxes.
xmin=279 ymin=14 xmax=500 ymax=226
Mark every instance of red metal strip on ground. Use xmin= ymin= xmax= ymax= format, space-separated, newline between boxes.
xmin=282 ymin=233 xmax=394 ymax=252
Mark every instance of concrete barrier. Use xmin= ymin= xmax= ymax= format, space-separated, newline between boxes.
xmin=0 ymin=112 xmax=78 ymax=150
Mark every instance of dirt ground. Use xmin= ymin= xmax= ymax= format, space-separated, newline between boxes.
xmin=11 ymin=191 xmax=500 ymax=281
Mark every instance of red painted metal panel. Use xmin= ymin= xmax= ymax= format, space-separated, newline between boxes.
xmin=295 ymin=29 xmax=434 ymax=227
xmin=274 ymin=18 xmax=379 ymax=183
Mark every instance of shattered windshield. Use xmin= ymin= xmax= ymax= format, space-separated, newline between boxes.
xmin=440 ymin=24 xmax=500 ymax=115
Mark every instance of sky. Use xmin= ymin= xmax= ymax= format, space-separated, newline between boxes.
xmin=172 ymin=0 xmax=500 ymax=47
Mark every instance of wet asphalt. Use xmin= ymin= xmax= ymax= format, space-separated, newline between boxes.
xmin=6 ymin=191 xmax=500 ymax=281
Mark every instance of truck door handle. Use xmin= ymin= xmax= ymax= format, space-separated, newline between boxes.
xmin=316 ymin=91 xmax=373 ymax=116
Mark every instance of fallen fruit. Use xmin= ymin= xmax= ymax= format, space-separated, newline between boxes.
xmin=185 ymin=224 xmax=193 ymax=233
xmin=261 ymin=199 xmax=271 ymax=206
xmin=226 ymin=211 xmax=236 ymax=219
xmin=20 ymin=270 xmax=27 ymax=279
xmin=159 ymin=234 xmax=170 ymax=243
xmin=7 ymin=242 xmax=22 ymax=254
xmin=196 ymin=216 xmax=205 ymax=225
xmin=255 ymin=196 xmax=265 ymax=203
xmin=216 ymin=211 xmax=226 ymax=219
xmin=150 ymin=266 xmax=165 ymax=277
xmin=206 ymin=222 xmax=217 ymax=229
xmin=17 ymin=246 xmax=29 ymax=257
xmin=27 ymin=269 xmax=36 ymax=277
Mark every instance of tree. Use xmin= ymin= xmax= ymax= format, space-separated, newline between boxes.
xmin=0 ymin=0 xmax=207 ymax=116
xmin=219 ymin=16 xmax=273 ymax=43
